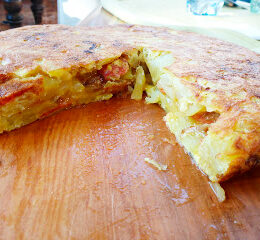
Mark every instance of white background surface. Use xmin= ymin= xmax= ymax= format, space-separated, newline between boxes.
xmin=58 ymin=0 xmax=100 ymax=25
xmin=101 ymin=0 xmax=260 ymax=39
xmin=57 ymin=0 xmax=260 ymax=41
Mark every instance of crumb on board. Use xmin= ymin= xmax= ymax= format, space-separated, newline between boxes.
xmin=147 ymin=134 xmax=155 ymax=140
xmin=162 ymin=137 xmax=177 ymax=146
xmin=209 ymin=182 xmax=226 ymax=202
xmin=144 ymin=157 xmax=167 ymax=171
xmin=141 ymin=180 xmax=146 ymax=185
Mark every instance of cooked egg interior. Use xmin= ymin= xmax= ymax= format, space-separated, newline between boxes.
xmin=0 ymin=48 xmax=254 ymax=184
xmin=0 ymin=50 xmax=140 ymax=133
xmin=142 ymin=48 xmax=255 ymax=182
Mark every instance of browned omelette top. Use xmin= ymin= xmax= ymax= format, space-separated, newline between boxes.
xmin=0 ymin=24 xmax=259 ymax=106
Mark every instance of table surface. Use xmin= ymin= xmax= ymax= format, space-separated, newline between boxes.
xmin=0 ymin=98 xmax=259 ymax=240
xmin=0 ymin=2 xmax=259 ymax=240
xmin=101 ymin=0 xmax=260 ymax=39
xmin=79 ymin=1 xmax=260 ymax=53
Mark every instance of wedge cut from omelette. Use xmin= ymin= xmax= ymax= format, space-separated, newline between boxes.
xmin=0 ymin=24 xmax=259 ymax=183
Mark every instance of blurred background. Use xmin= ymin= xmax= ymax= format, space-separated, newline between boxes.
xmin=0 ymin=0 xmax=259 ymax=50
xmin=0 ymin=0 xmax=57 ymax=31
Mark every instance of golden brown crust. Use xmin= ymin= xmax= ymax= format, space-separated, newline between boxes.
xmin=0 ymin=25 xmax=134 ymax=75
xmin=0 ymin=24 xmax=259 ymax=105
xmin=0 ymin=24 xmax=259 ymax=182
xmin=218 ymin=155 xmax=260 ymax=182
xmin=0 ymin=78 xmax=43 ymax=106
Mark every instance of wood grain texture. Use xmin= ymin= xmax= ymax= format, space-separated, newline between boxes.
xmin=0 ymin=98 xmax=259 ymax=240
xmin=0 ymin=4 xmax=259 ymax=240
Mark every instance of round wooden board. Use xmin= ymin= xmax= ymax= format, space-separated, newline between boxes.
xmin=0 ymin=98 xmax=259 ymax=239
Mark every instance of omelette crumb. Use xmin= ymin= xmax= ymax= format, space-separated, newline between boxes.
xmin=141 ymin=180 xmax=146 ymax=185
xmin=162 ymin=137 xmax=176 ymax=146
xmin=144 ymin=157 xmax=167 ymax=171
xmin=209 ymin=182 xmax=226 ymax=202
xmin=147 ymin=134 xmax=155 ymax=140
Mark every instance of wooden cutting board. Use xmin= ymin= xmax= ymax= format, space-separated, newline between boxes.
xmin=0 ymin=6 xmax=259 ymax=239
xmin=0 ymin=98 xmax=259 ymax=239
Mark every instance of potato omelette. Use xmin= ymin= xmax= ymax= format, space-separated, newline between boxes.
xmin=0 ymin=24 xmax=259 ymax=183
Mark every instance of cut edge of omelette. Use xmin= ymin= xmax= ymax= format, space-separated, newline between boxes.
xmin=0 ymin=49 xmax=142 ymax=133
xmin=0 ymin=46 xmax=259 ymax=187
xmin=143 ymin=48 xmax=260 ymax=183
